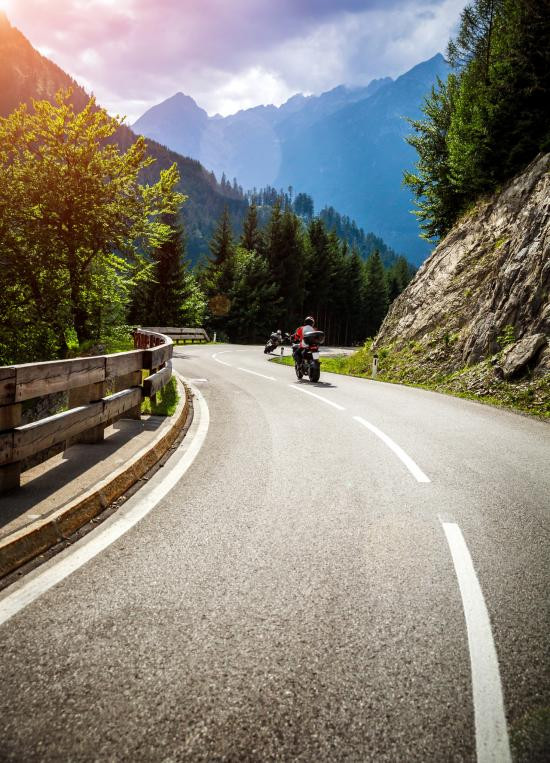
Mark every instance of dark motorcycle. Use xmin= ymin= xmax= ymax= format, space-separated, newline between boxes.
xmin=264 ymin=332 xmax=280 ymax=354
xmin=264 ymin=331 xmax=291 ymax=354
xmin=294 ymin=330 xmax=325 ymax=382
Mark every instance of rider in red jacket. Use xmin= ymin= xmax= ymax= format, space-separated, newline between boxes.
xmin=292 ymin=316 xmax=316 ymax=362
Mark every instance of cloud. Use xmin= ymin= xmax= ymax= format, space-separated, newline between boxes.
xmin=5 ymin=0 xmax=467 ymax=119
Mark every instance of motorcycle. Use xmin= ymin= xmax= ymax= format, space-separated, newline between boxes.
xmin=294 ymin=330 xmax=325 ymax=382
xmin=264 ymin=331 xmax=291 ymax=354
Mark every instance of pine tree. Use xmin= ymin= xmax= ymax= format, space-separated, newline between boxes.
xmin=363 ymin=251 xmax=388 ymax=337
xmin=147 ymin=214 xmax=188 ymax=325
xmin=128 ymin=213 xmax=195 ymax=327
xmin=345 ymin=249 xmax=366 ymax=345
xmin=294 ymin=192 xmax=314 ymax=220
xmin=225 ymin=247 xmax=281 ymax=342
xmin=405 ymin=0 xmax=550 ymax=240
xmin=305 ymin=218 xmax=333 ymax=331
xmin=394 ymin=257 xmax=413 ymax=291
xmin=404 ymin=74 xmax=461 ymax=241
xmin=241 ymin=202 xmax=263 ymax=253
xmin=208 ymin=205 xmax=235 ymax=294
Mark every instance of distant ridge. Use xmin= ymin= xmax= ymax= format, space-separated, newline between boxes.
xmin=133 ymin=56 xmax=449 ymax=264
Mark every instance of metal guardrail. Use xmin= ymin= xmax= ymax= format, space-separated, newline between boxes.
xmin=141 ymin=327 xmax=210 ymax=343
xmin=0 ymin=329 xmax=174 ymax=493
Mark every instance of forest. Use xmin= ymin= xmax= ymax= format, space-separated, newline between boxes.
xmin=0 ymin=92 xmax=412 ymax=364
xmin=135 ymin=202 xmax=414 ymax=347
xmin=405 ymin=0 xmax=550 ymax=240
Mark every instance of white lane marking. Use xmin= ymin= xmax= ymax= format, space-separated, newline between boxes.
xmin=0 ymin=378 xmax=210 ymax=628
xmin=441 ymin=521 xmax=511 ymax=763
xmin=211 ymin=351 xmax=232 ymax=367
xmin=353 ymin=416 xmax=430 ymax=483
xmin=289 ymin=384 xmax=346 ymax=411
xmin=237 ymin=367 xmax=276 ymax=381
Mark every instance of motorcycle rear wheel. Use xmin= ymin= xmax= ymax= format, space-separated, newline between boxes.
xmin=309 ymin=363 xmax=320 ymax=383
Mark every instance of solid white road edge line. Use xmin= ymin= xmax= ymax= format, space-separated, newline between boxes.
xmin=440 ymin=520 xmax=511 ymax=763
xmin=0 ymin=378 xmax=210 ymax=628
xmin=237 ymin=367 xmax=276 ymax=381
xmin=353 ymin=415 xmax=430 ymax=482
xmin=289 ymin=384 xmax=346 ymax=411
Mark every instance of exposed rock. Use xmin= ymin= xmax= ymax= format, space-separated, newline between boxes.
xmin=501 ymin=334 xmax=547 ymax=379
xmin=376 ymin=153 xmax=550 ymax=377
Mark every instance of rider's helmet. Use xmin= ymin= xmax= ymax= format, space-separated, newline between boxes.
xmin=304 ymin=316 xmax=315 ymax=326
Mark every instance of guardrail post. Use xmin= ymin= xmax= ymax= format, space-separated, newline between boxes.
xmin=68 ymin=381 xmax=107 ymax=443
xmin=0 ymin=402 xmax=21 ymax=491
xmin=115 ymin=371 xmax=142 ymax=420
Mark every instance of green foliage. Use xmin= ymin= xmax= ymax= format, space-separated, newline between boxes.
xmin=224 ymin=247 xmax=281 ymax=342
xmin=128 ymin=212 xmax=205 ymax=328
xmin=293 ymin=192 xmax=314 ymax=220
xmin=0 ymin=90 xmax=183 ymax=363
xmin=240 ymin=202 xmax=263 ymax=252
xmin=319 ymin=205 xmax=405 ymax=267
xmin=206 ymin=205 xmax=235 ymax=296
xmin=141 ymin=375 xmax=179 ymax=416
xmin=404 ymin=74 xmax=461 ymax=240
xmin=405 ymin=0 xmax=550 ymax=240
xmin=205 ymin=202 xmax=404 ymax=346
xmin=497 ymin=324 xmax=515 ymax=348
xmin=363 ymin=251 xmax=389 ymax=337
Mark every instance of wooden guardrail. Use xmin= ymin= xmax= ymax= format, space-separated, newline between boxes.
xmin=0 ymin=329 xmax=173 ymax=493
xmin=141 ymin=327 xmax=210 ymax=344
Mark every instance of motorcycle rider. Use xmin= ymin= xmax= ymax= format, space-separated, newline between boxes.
xmin=264 ymin=328 xmax=283 ymax=354
xmin=292 ymin=316 xmax=316 ymax=364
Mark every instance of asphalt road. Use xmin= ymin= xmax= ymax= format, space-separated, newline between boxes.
xmin=0 ymin=344 xmax=548 ymax=761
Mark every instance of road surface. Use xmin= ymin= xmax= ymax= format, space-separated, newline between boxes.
xmin=0 ymin=344 xmax=548 ymax=761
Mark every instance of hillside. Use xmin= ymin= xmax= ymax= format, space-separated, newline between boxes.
xmin=370 ymin=154 xmax=550 ymax=415
xmin=0 ymin=12 xmax=247 ymax=263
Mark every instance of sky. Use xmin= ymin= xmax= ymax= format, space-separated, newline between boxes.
xmin=1 ymin=0 xmax=468 ymax=122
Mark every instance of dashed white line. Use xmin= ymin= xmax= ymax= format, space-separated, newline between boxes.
xmin=237 ymin=367 xmax=276 ymax=381
xmin=211 ymin=351 xmax=233 ymax=367
xmin=289 ymin=384 xmax=346 ymax=410
xmin=0 ymin=378 xmax=210 ymax=627
xmin=353 ymin=415 xmax=430 ymax=482
xmin=440 ymin=520 xmax=511 ymax=763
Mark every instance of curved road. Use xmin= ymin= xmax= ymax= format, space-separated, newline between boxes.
xmin=0 ymin=344 xmax=548 ymax=761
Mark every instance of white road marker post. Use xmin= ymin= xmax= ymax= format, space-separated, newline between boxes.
xmin=372 ymin=354 xmax=379 ymax=378
xmin=213 ymin=332 xmax=217 ymax=343
xmin=281 ymin=346 xmax=284 ymax=356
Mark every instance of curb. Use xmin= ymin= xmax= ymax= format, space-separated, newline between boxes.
xmin=0 ymin=378 xmax=191 ymax=579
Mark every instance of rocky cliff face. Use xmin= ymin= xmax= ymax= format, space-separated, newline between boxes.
xmin=376 ymin=153 xmax=550 ymax=380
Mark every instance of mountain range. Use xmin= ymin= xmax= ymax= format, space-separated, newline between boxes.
xmin=133 ymin=55 xmax=451 ymax=265
xmin=1 ymin=11 xmax=424 ymax=268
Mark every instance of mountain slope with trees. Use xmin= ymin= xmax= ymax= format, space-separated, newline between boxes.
xmin=0 ymin=12 xmax=248 ymax=264
xmin=338 ymin=0 xmax=550 ymax=418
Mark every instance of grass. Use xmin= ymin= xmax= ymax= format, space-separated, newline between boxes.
xmin=270 ymin=343 xmax=550 ymax=420
xmin=141 ymin=375 xmax=179 ymax=416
